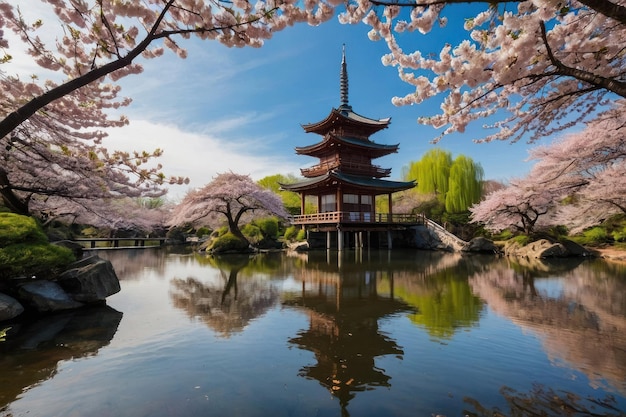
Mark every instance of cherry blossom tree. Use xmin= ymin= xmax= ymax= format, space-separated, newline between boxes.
xmin=45 ymin=197 xmax=172 ymax=234
xmin=168 ymin=172 xmax=289 ymax=242
xmin=471 ymin=100 xmax=625 ymax=234
xmin=0 ymin=0 xmax=337 ymax=219
xmin=526 ymin=101 xmax=626 ymax=232
xmin=339 ymin=0 xmax=626 ymax=143
xmin=469 ymin=171 xmax=554 ymax=234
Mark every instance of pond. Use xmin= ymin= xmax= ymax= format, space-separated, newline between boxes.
xmin=1 ymin=248 xmax=625 ymax=417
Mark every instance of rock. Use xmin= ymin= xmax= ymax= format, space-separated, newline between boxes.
xmin=412 ymin=226 xmax=447 ymax=251
xmin=17 ymin=280 xmax=84 ymax=312
xmin=504 ymin=238 xmax=590 ymax=258
xmin=289 ymin=241 xmax=310 ymax=252
xmin=52 ymin=240 xmax=84 ymax=259
xmin=0 ymin=292 xmax=24 ymax=321
xmin=56 ymin=256 xmax=121 ymax=303
xmin=462 ymin=237 xmax=500 ymax=254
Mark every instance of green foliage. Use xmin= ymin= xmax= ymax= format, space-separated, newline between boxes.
xmin=196 ymin=227 xmax=211 ymax=237
xmin=403 ymin=148 xmax=483 ymax=214
xmin=0 ymin=213 xmax=75 ymax=279
xmin=284 ymin=225 xmax=299 ymax=241
xmin=415 ymin=198 xmax=446 ymax=222
xmin=254 ymin=217 xmax=279 ymax=239
xmin=404 ymin=148 xmax=452 ymax=202
xmin=493 ymin=229 xmax=514 ymax=241
xmin=612 ymin=227 xmax=626 ymax=242
xmin=208 ymin=232 xmax=250 ymax=253
xmin=241 ymin=223 xmax=263 ymax=243
xmin=511 ymin=235 xmax=531 ymax=246
xmin=0 ymin=213 xmax=48 ymax=246
xmin=283 ymin=226 xmax=306 ymax=242
xmin=257 ymin=173 xmax=303 ymax=215
xmin=445 ymin=155 xmax=483 ymax=213
xmin=0 ymin=243 xmax=75 ymax=279
xmin=578 ymin=227 xmax=610 ymax=245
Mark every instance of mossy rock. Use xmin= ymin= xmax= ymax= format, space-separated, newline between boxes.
xmin=208 ymin=232 xmax=252 ymax=254
xmin=0 ymin=213 xmax=75 ymax=280
xmin=0 ymin=213 xmax=48 ymax=246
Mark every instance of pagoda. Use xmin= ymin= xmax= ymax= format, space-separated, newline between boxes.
xmin=281 ymin=46 xmax=418 ymax=250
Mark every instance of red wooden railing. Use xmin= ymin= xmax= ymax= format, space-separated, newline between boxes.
xmin=289 ymin=212 xmax=424 ymax=225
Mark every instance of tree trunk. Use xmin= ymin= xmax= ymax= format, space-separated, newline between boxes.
xmin=0 ymin=167 xmax=29 ymax=215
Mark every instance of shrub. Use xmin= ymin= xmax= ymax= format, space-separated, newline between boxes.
xmin=242 ymin=223 xmax=262 ymax=243
xmin=612 ymin=227 xmax=626 ymax=242
xmin=573 ymin=227 xmax=610 ymax=246
xmin=296 ymin=229 xmax=306 ymax=241
xmin=196 ymin=227 xmax=211 ymax=238
xmin=254 ymin=217 xmax=280 ymax=239
xmin=284 ymin=226 xmax=299 ymax=241
xmin=208 ymin=232 xmax=250 ymax=253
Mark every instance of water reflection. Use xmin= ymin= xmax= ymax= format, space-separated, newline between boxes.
xmin=0 ymin=306 xmax=122 ymax=410
xmin=469 ymin=258 xmax=626 ymax=395
xmin=463 ymin=383 xmax=624 ymax=417
xmin=285 ymin=251 xmax=413 ymax=415
xmin=2 ymin=250 xmax=624 ymax=417
xmin=169 ymin=254 xmax=280 ymax=337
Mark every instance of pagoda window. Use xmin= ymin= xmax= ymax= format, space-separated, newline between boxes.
xmin=321 ymin=194 xmax=336 ymax=212
xmin=343 ymin=194 xmax=359 ymax=221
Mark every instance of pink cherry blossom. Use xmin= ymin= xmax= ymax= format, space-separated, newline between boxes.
xmin=168 ymin=172 xmax=289 ymax=239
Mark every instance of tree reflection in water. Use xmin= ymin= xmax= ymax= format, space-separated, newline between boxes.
xmin=469 ymin=257 xmax=626 ymax=397
xmin=169 ymin=254 xmax=280 ymax=337
xmin=464 ymin=383 xmax=623 ymax=417
xmin=0 ymin=306 xmax=122 ymax=412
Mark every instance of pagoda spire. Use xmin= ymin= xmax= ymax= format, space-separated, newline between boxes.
xmin=340 ymin=44 xmax=351 ymax=110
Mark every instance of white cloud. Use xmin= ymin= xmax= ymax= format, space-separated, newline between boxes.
xmin=104 ymin=119 xmax=302 ymax=202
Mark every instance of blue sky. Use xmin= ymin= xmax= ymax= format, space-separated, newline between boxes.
xmin=15 ymin=3 xmax=552 ymax=201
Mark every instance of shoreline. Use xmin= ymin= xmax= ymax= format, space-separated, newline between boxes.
xmin=592 ymin=247 xmax=626 ymax=264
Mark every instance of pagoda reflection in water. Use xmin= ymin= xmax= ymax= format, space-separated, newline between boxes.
xmin=285 ymin=251 xmax=413 ymax=414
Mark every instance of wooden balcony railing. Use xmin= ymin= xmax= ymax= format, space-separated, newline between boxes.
xmin=289 ymin=212 xmax=424 ymax=225
xmin=301 ymin=160 xmax=391 ymax=178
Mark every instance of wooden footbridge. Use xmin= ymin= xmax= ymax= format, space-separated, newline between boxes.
xmin=72 ymin=237 xmax=168 ymax=249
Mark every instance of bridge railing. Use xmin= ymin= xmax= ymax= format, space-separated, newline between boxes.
xmin=73 ymin=237 xmax=168 ymax=249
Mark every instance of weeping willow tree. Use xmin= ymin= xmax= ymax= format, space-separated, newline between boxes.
xmin=446 ymin=155 xmax=484 ymax=213
xmin=404 ymin=148 xmax=452 ymax=202
xmin=403 ymin=148 xmax=483 ymax=214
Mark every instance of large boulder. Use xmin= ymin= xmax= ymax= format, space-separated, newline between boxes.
xmin=56 ymin=256 xmax=121 ymax=303
xmin=504 ymin=238 xmax=590 ymax=258
xmin=17 ymin=280 xmax=84 ymax=312
xmin=462 ymin=237 xmax=500 ymax=254
xmin=0 ymin=293 xmax=24 ymax=321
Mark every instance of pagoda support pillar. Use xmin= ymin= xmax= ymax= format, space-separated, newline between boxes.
xmin=326 ymin=231 xmax=332 ymax=250
xmin=387 ymin=230 xmax=393 ymax=250
xmin=337 ymin=227 xmax=344 ymax=251
xmin=388 ymin=193 xmax=393 ymax=219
